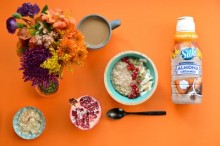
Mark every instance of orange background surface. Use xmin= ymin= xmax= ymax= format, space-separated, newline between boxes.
xmin=0 ymin=0 xmax=220 ymax=146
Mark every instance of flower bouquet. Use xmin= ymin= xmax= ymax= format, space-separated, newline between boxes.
xmin=6 ymin=3 xmax=88 ymax=96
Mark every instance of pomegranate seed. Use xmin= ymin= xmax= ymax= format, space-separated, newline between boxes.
xmin=121 ymin=57 xmax=128 ymax=62
xmin=127 ymin=66 xmax=132 ymax=70
xmin=72 ymin=111 xmax=77 ymax=116
xmin=132 ymin=93 xmax=136 ymax=97
xmin=130 ymin=65 xmax=135 ymax=70
xmin=131 ymin=94 xmax=136 ymax=98
xmin=90 ymin=113 xmax=97 ymax=119
xmin=128 ymin=94 xmax=133 ymax=98
xmin=132 ymin=74 xmax=137 ymax=80
xmin=130 ymin=83 xmax=135 ymax=87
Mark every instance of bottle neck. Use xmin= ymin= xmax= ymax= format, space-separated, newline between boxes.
xmin=175 ymin=31 xmax=198 ymax=42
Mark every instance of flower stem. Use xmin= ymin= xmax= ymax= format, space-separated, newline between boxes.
xmin=22 ymin=18 xmax=32 ymax=26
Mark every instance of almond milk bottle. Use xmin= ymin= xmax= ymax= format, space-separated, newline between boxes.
xmin=171 ymin=16 xmax=202 ymax=104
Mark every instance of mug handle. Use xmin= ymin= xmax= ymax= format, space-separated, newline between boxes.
xmin=110 ymin=19 xmax=121 ymax=30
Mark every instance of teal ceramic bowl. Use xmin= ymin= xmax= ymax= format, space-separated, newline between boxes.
xmin=104 ymin=51 xmax=158 ymax=105
xmin=13 ymin=106 xmax=46 ymax=140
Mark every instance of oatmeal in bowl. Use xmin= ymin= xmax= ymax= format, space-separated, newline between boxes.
xmin=104 ymin=51 xmax=158 ymax=105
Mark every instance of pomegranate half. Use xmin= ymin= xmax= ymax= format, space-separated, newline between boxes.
xmin=69 ymin=95 xmax=101 ymax=130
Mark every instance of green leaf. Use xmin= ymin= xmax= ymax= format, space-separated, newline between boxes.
xmin=18 ymin=47 xmax=28 ymax=54
xmin=38 ymin=29 xmax=44 ymax=35
xmin=12 ymin=13 xmax=22 ymax=19
xmin=43 ymin=22 xmax=53 ymax=32
xmin=39 ymin=80 xmax=59 ymax=94
xmin=35 ymin=22 xmax=41 ymax=30
xmin=41 ymin=5 xmax=48 ymax=14
xmin=29 ymin=22 xmax=41 ymax=30
xmin=30 ymin=29 xmax=38 ymax=36
xmin=17 ymin=23 xmax=25 ymax=28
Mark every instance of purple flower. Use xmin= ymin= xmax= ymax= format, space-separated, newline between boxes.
xmin=29 ymin=4 xmax=40 ymax=16
xmin=6 ymin=17 xmax=17 ymax=34
xmin=20 ymin=46 xmax=57 ymax=86
xmin=17 ymin=3 xmax=40 ymax=17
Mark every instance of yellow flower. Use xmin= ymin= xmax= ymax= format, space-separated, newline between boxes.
xmin=40 ymin=48 xmax=62 ymax=77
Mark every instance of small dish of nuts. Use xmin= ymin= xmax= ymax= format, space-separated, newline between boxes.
xmin=13 ymin=106 xmax=46 ymax=139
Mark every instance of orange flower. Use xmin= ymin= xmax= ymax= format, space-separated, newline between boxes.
xmin=74 ymin=48 xmax=88 ymax=66
xmin=72 ymin=30 xmax=85 ymax=44
xmin=17 ymin=28 xmax=31 ymax=40
xmin=28 ymin=36 xmax=37 ymax=48
xmin=41 ymin=9 xmax=76 ymax=29
xmin=58 ymin=23 xmax=76 ymax=39
xmin=57 ymin=35 xmax=88 ymax=68
xmin=57 ymin=38 xmax=77 ymax=64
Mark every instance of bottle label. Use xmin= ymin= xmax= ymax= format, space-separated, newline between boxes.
xmin=171 ymin=42 xmax=202 ymax=104
xmin=180 ymin=48 xmax=197 ymax=60
xmin=176 ymin=62 xmax=200 ymax=75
